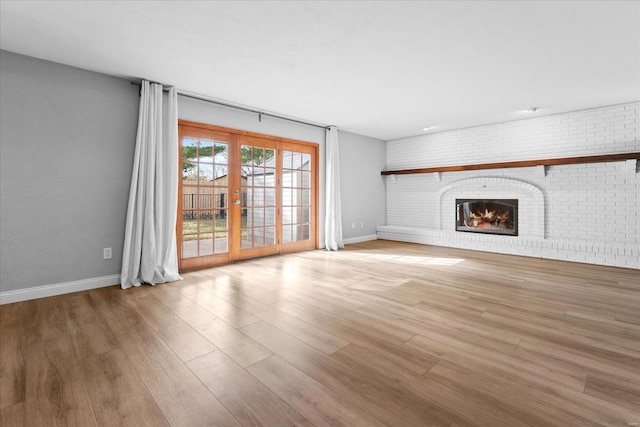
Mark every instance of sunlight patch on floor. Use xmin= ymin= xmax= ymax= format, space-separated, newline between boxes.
xmin=349 ymin=252 xmax=466 ymax=266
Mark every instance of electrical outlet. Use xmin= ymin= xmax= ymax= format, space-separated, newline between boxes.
xmin=360 ymin=222 xmax=364 ymax=228
xmin=351 ymin=222 xmax=356 ymax=229
xmin=103 ymin=247 xmax=112 ymax=259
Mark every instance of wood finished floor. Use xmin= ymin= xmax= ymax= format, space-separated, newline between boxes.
xmin=1 ymin=240 xmax=639 ymax=426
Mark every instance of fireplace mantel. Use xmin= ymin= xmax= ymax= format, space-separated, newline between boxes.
xmin=381 ymin=152 xmax=640 ymax=176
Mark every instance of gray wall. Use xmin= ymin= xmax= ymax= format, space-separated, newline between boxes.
xmin=0 ymin=50 xmax=387 ymax=294
xmin=0 ymin=50 xmax=140 ymax=293
xmin=338 ymin=131 xmax=386 ymax=240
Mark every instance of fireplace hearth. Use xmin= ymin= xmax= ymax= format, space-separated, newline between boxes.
xmin=456 ymin=199 xmax=518 ymax=236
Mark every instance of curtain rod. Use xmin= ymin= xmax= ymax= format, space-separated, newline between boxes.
xmin=130 ymin=81 xmax=330 ymax=130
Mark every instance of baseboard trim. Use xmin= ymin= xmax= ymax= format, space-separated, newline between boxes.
xmin=343 ymin=234 xmax=378 ymax=245
xmin=0 ymin=274 xmax=121 ymax=305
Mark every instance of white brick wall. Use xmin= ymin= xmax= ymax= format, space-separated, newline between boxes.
xmin=387 ymin=102 xmax=639 ymax=169
xmin=381 ymin=102 xmax=640 ymax=269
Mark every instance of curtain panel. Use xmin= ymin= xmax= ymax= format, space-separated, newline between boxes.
xmin=324 ymin=126 xmax=344 ymax=251
xmin=120 ymin=81 xmax=181 ymax=289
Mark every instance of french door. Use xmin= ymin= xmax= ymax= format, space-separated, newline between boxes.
xmin=177 ymin=121 xmax=317 ymax=271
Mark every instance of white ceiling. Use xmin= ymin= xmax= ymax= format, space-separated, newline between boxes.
xmin=1 ymin=1 xmax=639 ymax=140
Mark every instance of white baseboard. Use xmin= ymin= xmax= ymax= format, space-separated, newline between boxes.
xmin=343 ymin=234 xmax=378 ymax=245
xmin=0 ymin=274 xmax=120 ymax=305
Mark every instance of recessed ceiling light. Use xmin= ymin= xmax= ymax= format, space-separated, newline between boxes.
xmin=523 ymin=107 xmax=539 ymax=113
xmin=422 ymin=126 xmax=434 ymax=131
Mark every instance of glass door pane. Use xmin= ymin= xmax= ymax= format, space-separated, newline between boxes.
xmin=178 ymin=126 xmax=232 ymax=270
xmin=282 ymin=151 xmax=311 ymax=243
xmin=234 ymin=137 xmax=279 ymax=260
xmin=280 ymin=142 xmax=316 ymax=253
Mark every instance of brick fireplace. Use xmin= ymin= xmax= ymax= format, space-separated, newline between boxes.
xmin=378 ymin=102 xmax=639 ymax=269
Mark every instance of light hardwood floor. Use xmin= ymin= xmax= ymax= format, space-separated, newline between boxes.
xmin=1 ymin=240 xmax=639 ymax=426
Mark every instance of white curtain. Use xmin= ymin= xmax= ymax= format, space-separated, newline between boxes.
xmin=120 ymin=81 xmax=181 ymax=289
xmin=324 ymin=126 xmax=344 ymax=251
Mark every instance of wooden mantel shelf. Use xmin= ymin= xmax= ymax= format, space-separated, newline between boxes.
xmin=380 ymin=152 xmax=640 ymax=175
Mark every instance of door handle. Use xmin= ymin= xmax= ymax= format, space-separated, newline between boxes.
xmin=234 ymin=199 xmax=241 ymax=205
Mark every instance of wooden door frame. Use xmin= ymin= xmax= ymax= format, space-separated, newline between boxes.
xmin=177 ymin=120 xmax=319 ymax=272
xmin=177 ymin=124 xmax=236 ymax=271
xmin=231 ymin=135 xmax=280 ymax=262
xmin=279 ymin=140 xmax=319 ymax=255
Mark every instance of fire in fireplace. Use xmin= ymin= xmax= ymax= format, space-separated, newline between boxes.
xmin=456 ymin=199 xmax=518 ymax=236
